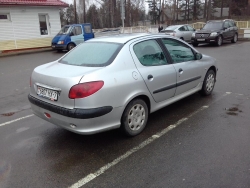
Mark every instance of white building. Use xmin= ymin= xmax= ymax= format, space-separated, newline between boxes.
xmin=0 ymin=0 xmax=68 ymax=52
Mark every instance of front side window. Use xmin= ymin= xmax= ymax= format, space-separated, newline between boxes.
xmin=224 ymin=21 xmax=230 ymax=28
xmin=58 ymin=26 xmax=71 ymax=35
xmin=39 ymin=15 xmax=48 ymax=35
xmin=187 ymin=25 xmax=195 ymax=31
xmin=59 ymin=42 xmax=122 ymax=67
xmin=133 ymin=40 xmax=168 ymax=66
xmin=72 ymin=26 xmax=82 ymax=35
xmin=0 ymin=13 xmax=10 ymax=21
xmin=161 ymin=38 xmax=195 ymax=63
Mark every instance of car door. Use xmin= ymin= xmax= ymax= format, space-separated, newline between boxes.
xmin=131 ymin=39 xmax=177 ymax=103
xmin=83 ymin=24 xmax=94 ymax=41
xmin=178 ymin=26 xmax=189 ymax=41
xmin=186 ymin=25 xmax=196 ymax=42
xmin=228 ymin=21 xmax=236 ymax=38
xmin=222 ymin=21 xmax=230 ymax=39
xmin=70 ymin=25 xmax=84 ymax=45
xmin=161 ymin=38 xmax=203 ymax=96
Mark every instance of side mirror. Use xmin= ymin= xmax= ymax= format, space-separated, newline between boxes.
xmin=196 ymin=53 xmax=202 ymax=60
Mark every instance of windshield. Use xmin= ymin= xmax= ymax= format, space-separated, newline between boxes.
xmin=164 ymin=26 xmax=178 ymax=31
xmin=58 ymin=26 xmax=72 ymax=35
xmin=202 ymin=22 xmax=223 ymax=30
xmin=59 ymin=42 xmax=123 ymax=67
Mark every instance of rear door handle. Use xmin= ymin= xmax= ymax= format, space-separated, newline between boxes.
xmin=179 ymin=68 xmax=183 ymax=74
xmin=148 ymin=75 xmax=153 ymax=80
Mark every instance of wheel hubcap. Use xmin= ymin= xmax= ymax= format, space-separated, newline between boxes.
xmin=234 ymin=35 xmax=237 ymax=42
xmin=218 ymin=37 xmax=222 ymax=45
xmin=128 ymin=104 xmax=145 ymax=131
xmin=206 ymin=74 xmax=215 ymax=92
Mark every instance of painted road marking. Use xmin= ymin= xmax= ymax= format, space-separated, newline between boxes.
xmin=0 ymin=114 xmax=34 ymax=127
xmin=69 ymin=92 xmax=232 ymax=188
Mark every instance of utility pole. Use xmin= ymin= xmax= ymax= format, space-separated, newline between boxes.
xmin=83 ymin=0 xmax=86 ymax=23
xmin=120 ymin=0 xmax=125 ymax=32
xmin=74 ymin=0 xmax=77 ymax=24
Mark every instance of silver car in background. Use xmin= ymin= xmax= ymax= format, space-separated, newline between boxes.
xmin=160 ymin=24 xmax=196 ymax=43
xmin=28 ymin=33 xmax=217 ymax=137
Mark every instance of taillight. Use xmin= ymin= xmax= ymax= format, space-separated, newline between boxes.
xmin=69 ymin=81 xmax=104 ymax=99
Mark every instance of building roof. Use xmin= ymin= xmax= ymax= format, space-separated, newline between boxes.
xmin=0 ymin=0 xmax=68 ymax=7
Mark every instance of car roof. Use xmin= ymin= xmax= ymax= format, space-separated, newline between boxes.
xmin=88 ymin=33 xmax=151 ymax=44
xmin=86 ymin=33 xmax=191 ymax=44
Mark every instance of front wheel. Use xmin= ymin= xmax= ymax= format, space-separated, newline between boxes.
xmin=216 ymin=35 xmax=223 ymax=46
xmin=192 ymin=43 xmax=198 ymax=47
xmin=231 ymin=33 xmax=238 ymax=43
xmin=121 ymin=99 xmax=148 ymax=136
xmin=67 ymin=43 xmax=75 ymax=51
xmin=200 ymin=70 xmax=216 ymax=96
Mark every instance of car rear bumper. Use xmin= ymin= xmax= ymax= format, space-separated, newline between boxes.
xmin=28 ymin=95 xmax=122 ymax=134
xmin=51 ymin=44 xmax=67 ymax=50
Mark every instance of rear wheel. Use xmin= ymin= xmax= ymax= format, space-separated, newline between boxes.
xmin=121 ymin=99 xmax=148 ymax=136
xmin=67 ymin=43 xmax=75 ymax=51
xmin=216 ymin=35 xmax=223 ymax=46
xmin=200 ymin=69 xmax=216 ymax=96
xmin=231 ymin=33 xmax=238 ymax=43
xmin=192 ymin=42 xmax=198 ymax=47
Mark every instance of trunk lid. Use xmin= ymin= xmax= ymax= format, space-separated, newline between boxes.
xmin=30 ymin=61 xmax=103 ymax=109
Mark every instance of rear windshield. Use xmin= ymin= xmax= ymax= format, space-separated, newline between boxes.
xmin=202 ymin=22 xmax=223 ymax=30
xmin=59 ymin=42 xmax=123 ymax=67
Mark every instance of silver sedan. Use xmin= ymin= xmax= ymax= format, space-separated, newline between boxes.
xmin=160 ymin=24 xmax=196 ymax=43
xmin=28 ymin=33 xmax=217 ymax=136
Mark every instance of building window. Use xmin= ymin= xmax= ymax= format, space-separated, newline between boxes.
xmin=0 ymin=13 xmax=10 ymax=21
xmin=39 ymin=15 xmax=49 ymax=35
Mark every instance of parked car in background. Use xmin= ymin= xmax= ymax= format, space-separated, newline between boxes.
xmin=160 ymin=24 xmax=196 ymax=43
xmin=51 ymin=23 xmax=94 ymax=51
xmin=191 ymin=19 xmax=238 ymax=47
xmin=29 ymin=33 xmax=218 ymax=137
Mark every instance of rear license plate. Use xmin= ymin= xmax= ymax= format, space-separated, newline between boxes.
xmin=197 ymin=39 xmax=205 ymax=41
xmin=37 ymin=86 xmax=58 ymax=101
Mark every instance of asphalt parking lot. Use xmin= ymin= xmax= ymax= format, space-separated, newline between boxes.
xmin=0 ymin=41 xmax=250 ymax=188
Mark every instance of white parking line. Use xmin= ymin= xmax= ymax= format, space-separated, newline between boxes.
xmin=69 ymin=92 xmax=232 ymax=188
xmin=0 ymin=114 xmax=34 ymax=127
xmin=69 ymin=106 xmax=208 ymax=188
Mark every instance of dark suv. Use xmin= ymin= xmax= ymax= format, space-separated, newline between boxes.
xmin=191 ymin=19 xmax=238 ymax=47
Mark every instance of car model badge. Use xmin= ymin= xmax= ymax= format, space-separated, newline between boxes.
xmin=201 ymin=34 xmax=204 ymax=38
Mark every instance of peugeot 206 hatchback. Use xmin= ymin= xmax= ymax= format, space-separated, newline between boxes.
xmin=28 ymin=33 xmax=218 ymax=136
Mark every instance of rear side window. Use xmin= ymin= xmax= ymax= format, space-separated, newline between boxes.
xmin=178 ymin=26 xmax=187 ymax=31
xmin=59 ymin=42 xmax=122 ymax=67
xmin=133 ymin=40 xmax=168 ymax=66
xmin=84 ymin=25 xmax=91 ymax=33
xmin=161 ymin=38 xmax=195 ymax=63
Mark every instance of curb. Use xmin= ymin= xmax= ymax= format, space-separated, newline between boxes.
xmin=0 ymin=47 xmax=53 ymax=57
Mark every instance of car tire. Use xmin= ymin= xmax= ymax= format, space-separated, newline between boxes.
xmin=180 ymin=37 xmax=184 ymax=41
xmin=216 ymin=35 xmax=223 ymax=46
xmin=121 ymin=99 xmax=148 ymax=136
xmin=192 ymin=43 xmax=198 ymax=47
xmin=67 ymin=43 xmax=75 ymax=51
xmin=231 ymin=33 xmax=238 ymax=43
xmin=200 ymin=69 xmax=216 ymax=96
